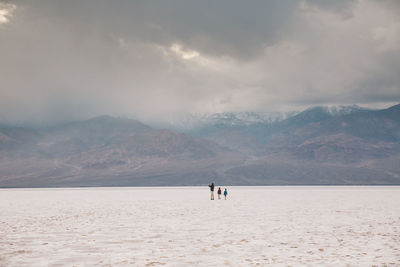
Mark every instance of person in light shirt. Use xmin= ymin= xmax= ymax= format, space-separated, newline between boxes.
xmin=208 ymin=182 xmax=215 ymax=200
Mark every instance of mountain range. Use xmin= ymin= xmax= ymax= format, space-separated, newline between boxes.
xmin=0 ymin=104 xmax=399 ymax=187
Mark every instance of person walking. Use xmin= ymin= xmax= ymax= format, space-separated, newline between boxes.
xmin=224 ymin=188 xmax=228 ymax=200
xmin=208 ymin=182 xmax=215 ymax=200
xmin=217 ymin=187 xmax=222 ymax=200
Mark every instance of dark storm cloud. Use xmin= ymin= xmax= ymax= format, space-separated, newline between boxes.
xmin=12 ymin=0 xmax=298 ymax=59
xmin=0 ymin=0 xmax=399 ymax=123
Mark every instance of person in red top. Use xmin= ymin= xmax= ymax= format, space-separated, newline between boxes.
xmin=217 ymin=187 xmax=222 ymax=200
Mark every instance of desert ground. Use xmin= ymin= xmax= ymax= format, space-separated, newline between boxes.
xmin=0 ymin=186 xmax=399 ymax=266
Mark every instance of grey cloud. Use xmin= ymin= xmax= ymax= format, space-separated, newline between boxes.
xmin=304 ymin=0 xmax=356 ymax=12
xmin=14 ymin=0 xmax=299 ymax=59
xmin=0 ymin=0 xmax=399 ymax=124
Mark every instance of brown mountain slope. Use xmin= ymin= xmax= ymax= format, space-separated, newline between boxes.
xmin=0 ymin=117 xmax=243 ymax=187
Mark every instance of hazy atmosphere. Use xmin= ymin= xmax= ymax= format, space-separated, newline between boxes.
xmin=1 ymin=2 xmax=400 ymax=266
xmin=1 ymin=0 xmax=400 ymax=124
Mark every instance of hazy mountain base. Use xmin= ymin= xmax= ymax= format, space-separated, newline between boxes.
xmin=0 ymin=155 xmax=244 ymax=187
xmin=224 ymin=156 xmax=400 ymax=185
xmin=1 ymin=154 xmax=399 ymax=187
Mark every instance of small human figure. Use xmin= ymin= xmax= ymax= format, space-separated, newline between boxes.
xmin=224 ymin=188 xmax=228 ymax=200
xmin=208 ymin=182 xmax=215 ymax=200
xmin=217 ymin=187 xmax=222 ymax=199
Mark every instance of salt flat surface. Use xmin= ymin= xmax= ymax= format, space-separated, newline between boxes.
xmin=0 ymin=186 xmax=399 ymax=266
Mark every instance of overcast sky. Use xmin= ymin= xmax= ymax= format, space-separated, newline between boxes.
xmin=0 ymin=0 xmax=399 ymax=123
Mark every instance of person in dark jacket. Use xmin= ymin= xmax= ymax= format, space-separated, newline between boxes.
xmin=217 ymin=187 xmax=222 ymax=199
xmin=224 ymin=188 xmax=228 ymax=200
xmin=208 ymin=183 xmax=215 ymax=200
